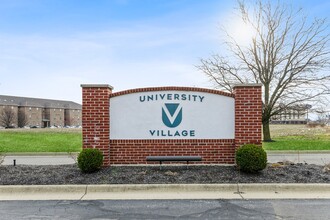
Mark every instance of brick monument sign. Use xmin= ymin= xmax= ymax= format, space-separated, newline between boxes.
xmin=81 ymin=84 xmax=262 ymax=166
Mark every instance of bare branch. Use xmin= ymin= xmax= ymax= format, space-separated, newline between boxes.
xmin=0 ymin=106 xmax=17 ymax=128
xmin=197 ymin=0 xmax=330 ymax=141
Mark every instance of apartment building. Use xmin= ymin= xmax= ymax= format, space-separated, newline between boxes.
xmin=0 ymin=95 xmax=81 ymax=128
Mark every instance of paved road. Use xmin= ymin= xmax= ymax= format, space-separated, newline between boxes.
xmin=0 ymin=199 xmax=329 ymax=220
xmin=2 ymin=152 xmax=330 ymax=165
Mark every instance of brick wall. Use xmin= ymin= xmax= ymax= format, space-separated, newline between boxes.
xmin=81 ymin=84 xmax=113 ymax=166
xmin=109 ymin=139 xmax=235 ymax=164
xmin=49 ymin=108 xmax=65 ymax=127
xmin=81 ymin=84 xmax=262 ymax=166
xmin=27 ymin=107 xmax=42 ymax=127
xmin=65 ymin=109 xmax=82 ymax=126
xmin=234 ymin=84 xmax=262 ymax=147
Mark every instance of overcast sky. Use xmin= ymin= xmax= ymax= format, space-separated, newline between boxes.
xmin=0 ymin=0 xmax=329 ymax=104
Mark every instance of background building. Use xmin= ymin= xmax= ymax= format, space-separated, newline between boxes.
xmin=0 ymin=95 xmax=81 ymax=128
xmin=270 ymin=104 xmax=311 ymax=124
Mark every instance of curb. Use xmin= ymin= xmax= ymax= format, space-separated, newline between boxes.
xmin=1 ymin=184 xmax=330 ymax=200
xmin=266 ymin=150 xmax=330 ymax=154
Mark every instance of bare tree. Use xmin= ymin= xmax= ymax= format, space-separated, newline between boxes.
xmin=313 ymin=106 xmax=330 ymax=125
xmin=0 ymin=106 xmax=17 ymax=128
xmin=17 ymin=108 xmax=29 ymax=128
xmin=198 ymin=0 xmax=330 ymax=141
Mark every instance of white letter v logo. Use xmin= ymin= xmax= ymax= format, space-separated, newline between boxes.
xmin=162 ymin=103 xmax=183 ymax=128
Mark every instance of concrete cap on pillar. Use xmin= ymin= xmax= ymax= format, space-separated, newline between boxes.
xmin=81 ymin=84 xmax=114 ymax=90
xmin=233 ymin=83 xmax=262 ymax=88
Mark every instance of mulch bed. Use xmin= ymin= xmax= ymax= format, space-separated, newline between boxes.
xmin=1 ymin=163 xmax=329 ymax=185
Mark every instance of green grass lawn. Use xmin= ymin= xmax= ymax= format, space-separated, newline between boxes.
xmin=263 ymin=135 xmax=330 ymax=151
xmin=263 ymin=125 xmax=330 ymax=151
xmin=0 ymin=129 xmax=82 ymax=153
xmin=1 ymin=125 xmax=329 ymax=153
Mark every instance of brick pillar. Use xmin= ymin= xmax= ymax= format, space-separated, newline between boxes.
xmin=81 ymin=84 xmax=113 ymax=166
xmin=234 ymin=84 xmax=262 ymax=148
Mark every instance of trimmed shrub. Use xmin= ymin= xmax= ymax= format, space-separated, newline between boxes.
xmin=77 ymin=148 xmax=103 ymax=173
xmin=235 ymin=144 xmax=267 ymax=173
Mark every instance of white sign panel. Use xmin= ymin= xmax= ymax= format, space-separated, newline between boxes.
xmin=110 ymin=90 xmax=234 ymax=139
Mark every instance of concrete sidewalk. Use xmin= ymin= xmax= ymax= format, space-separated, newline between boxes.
xmin=267 ymin=151 xmax=330 ymax=165
xmin=1 ymin=153 xmax=77 ymax=165
xmin=1 ymin=151 xmax=330 ymax=166
xmin=1 ymin=184 xmax=330 ymax=201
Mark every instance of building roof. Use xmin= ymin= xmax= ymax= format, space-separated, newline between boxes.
xmin=0 ymin=95 xmax=81 ymax=109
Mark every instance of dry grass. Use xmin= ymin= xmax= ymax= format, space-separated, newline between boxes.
xmin=0 ymin=128 xmax=81 ymax=134
xmin=270 ymin=124 xmax=330 ymax=138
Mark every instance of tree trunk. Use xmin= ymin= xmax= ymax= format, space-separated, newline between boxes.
xmin=262 ymin=121 xmax=272 ymax=142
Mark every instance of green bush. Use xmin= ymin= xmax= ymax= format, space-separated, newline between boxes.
xmin=77 ymin=148 xmax=103 ymax=173
xmin=235 ymin=144 xmax=267 ymax=173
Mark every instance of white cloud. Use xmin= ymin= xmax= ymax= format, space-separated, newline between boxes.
xmin=0 ymin=22 xmax=217 ymax=103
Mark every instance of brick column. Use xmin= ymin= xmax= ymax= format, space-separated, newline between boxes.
xmin=81 ymin=84 xmax=113 ymax=166
xmin=234 ymin=84 xmax=262 ymax=148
